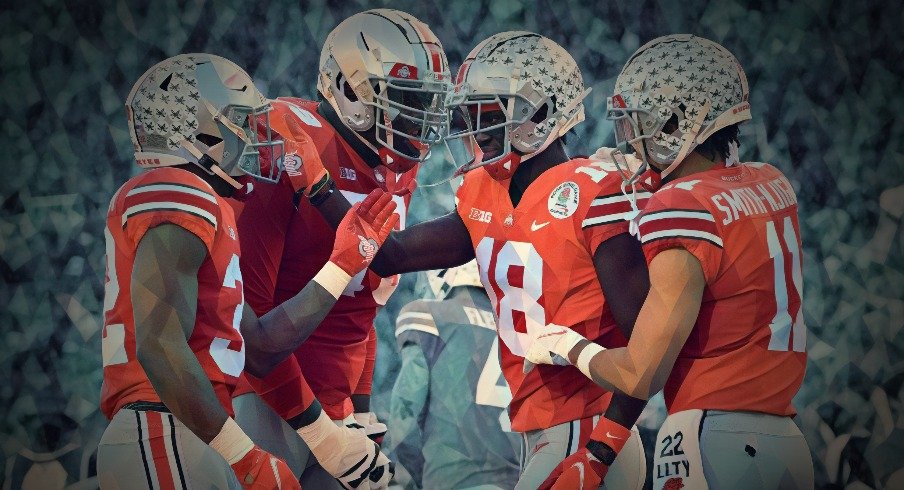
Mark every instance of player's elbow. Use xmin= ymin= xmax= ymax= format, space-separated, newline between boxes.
xmin=242 ymin=344 xmax=277 ymax=379
xmin=242 ymin=357 xmax=273 ymax=379
xmin=628 ymin=366 xmax=668 ymax=400
xmin=617 ymin=375 xmax=653 ymax=400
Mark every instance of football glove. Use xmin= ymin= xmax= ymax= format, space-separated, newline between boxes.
xmin=538 ymin=447 xmax=607 ymax=490
xmin=539 ymin=416 xmax=632 ymax=490
xmin=231 ymin=445 xmax=300 ymax=489
xmin=329 ymin=189 xmax=399 ymax=276
xmin=279 ymin=112 xmax=328 ymax=196
xmin=209 ymin=417 xmax=299 ymax=489
xmin=523 ymin=323 xmax=587 ymax=373
xmin=301 ymin=412 xmax=394 ymax=489
xmin=353 ymin=412 xmax=388 ymax=445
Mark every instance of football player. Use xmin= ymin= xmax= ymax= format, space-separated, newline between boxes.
xmin=387 ymin=261 xmax=521 ymax=488
xmin=310 ymin=31 xmax=652 ymax=489
xmin=98 ymin=53 xmax=398 ymax=489
xmin=230 ymin=8 xmax=449 ymax=488
xmin=524 ymin=34 xmax=815 ymax=488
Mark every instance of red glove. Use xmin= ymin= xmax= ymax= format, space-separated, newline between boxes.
xmin=329 ymin=189 xmax=399 ymax=276
xmin=539 ymin=448 xmax=607 ymax=490
xmin=230 ymin=445 xmax=300 ymax=489
xmin=278 ymin=112 xmax=328 ymax=195
xmin=539 ymin=417 xmax=632 ymax=490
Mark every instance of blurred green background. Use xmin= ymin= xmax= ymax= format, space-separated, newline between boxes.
xmin=0 ymin=0 xmax=902 ymax=487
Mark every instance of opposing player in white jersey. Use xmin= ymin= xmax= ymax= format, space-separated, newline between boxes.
xmin=387 ymin=261 xmax=521 ymax=488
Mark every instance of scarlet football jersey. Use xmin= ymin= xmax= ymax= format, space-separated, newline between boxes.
xmin=100 ymin=167 xmax=245 ymax=419
xmin=636 ymin=162 xmax=806 ymax=416
xmin=233 ymin=98 xmax=415 ymax=419
xmin=455 ymin=158 xmax=651 ymax=432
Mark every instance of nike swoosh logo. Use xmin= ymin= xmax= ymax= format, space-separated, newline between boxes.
xmin=531 ymin=220 xmax=549 ymax=231
xmin=606 ymin=431 xmax=624 ymax=440
xmin=532 ymin=441 xmax=550 ymax=454
xmin=227 ymin=85 xmax=248 ymax=92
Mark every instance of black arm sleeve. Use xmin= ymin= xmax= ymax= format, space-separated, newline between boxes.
xmin=370 ymin=210 xmax=475 ymax=277
xmin=591 ymin=231 xmax=651 ymax=460
xmin=594 ymin=232 xmax=650 ymax=339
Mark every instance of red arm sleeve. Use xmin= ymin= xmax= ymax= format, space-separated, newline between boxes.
xmin=353 ymin=325 xmax=378 ymax=396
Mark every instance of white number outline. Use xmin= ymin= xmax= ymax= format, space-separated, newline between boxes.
xmin=475 ymin=238 xmax=546 ymax=356
xmin=475 ymin=337 xmax=513 ymax=432
xmin=102 ymin=226 xmax=128 ymax=367
xmin=765 ymin=216 xmax=806 ymax=352
xmin=211 ymin=253 xmax=246 ymax=377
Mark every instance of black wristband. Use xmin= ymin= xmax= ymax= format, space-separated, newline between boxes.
xmin=307 ymin=171 xmax=332 ymax=196
xmin=308 ymin=178 xmax=336 ymax=207
xmin=586 ymin=439 xmax=617 ymax=466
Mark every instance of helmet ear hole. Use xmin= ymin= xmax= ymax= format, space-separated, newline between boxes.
xmin=339 ymin=75 xmax=359 ymax=102
xmin=663 ymin=114 xmax=679 ymax=134
xmin=530 ymin=101 xmax=550 ymax=123
xmin=195 ymin=133 xmax=223 ymax=147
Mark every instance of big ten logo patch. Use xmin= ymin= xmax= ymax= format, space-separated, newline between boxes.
xmin=469 ymin=207 xmax=492 ymax=223
xmin=339 ymin=167 xmax=357 ymax=180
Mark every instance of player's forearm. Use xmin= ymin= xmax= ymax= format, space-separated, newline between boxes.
xmin=309 ymin=184 xmax=350 ymax=228
xmin=568 ymin=250 xmax=705 ymax=399
xmin=568 ymin=341 xmax=654 ymax=399
xmin=137 ymin=336 xmax=229 ymax=443
xmin=371 ymin=213 xmax=475 ymax=277
xmin=243 ymin=263 xmax=351 ymax=377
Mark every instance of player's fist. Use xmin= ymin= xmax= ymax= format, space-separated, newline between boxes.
xmin=313 ymin=424 xmax=394 ymax=489
xmin=279 ymin=113 xmax=328 ymax=195
xmin=329 ymin=189 xmax=399 ymax=276
xmin=352 ymin=412 xmax=388 ymax=445
xmin=523 ymin=323 xmax=586 ymax=373
xmin=230 ymin=445 xmax=300 ymax=489
xmin=539 ymin=447 xmax=607 ymax=490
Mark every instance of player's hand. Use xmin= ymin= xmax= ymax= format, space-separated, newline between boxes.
xmin=280 ymin=113 xmax=329 ymax=195
xmin=590 ymin=146 xmax=643 ymax=173
xmin=538 ymin=447 xmax=607 ymax=490
xmin=314 ymin=424 xmax=394 ymax=489
xmin=523 ymin=323 xmax=587 ymax=374
xmin=230 ymin=445 xmax=300 ymax=489
xmin=352 ymin=412 xmax=388 ymax=445
xmin=329 ymin=189 xmax=399 ymax=276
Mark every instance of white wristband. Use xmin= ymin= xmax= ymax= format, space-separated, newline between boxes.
xmin=313 ymin=261 xmax=352 ymax=299
xmin=295 ymin=410 xmax=336 ymax=450
xmin=576 ymin=343 xmax=605 ymax=381
xmin=208 ymin=417 xmax=254 ymax=465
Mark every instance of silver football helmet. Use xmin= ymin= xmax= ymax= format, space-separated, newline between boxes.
xmin=125 ymin=53 xmax=283 ymax=187
xmin=445 ymin=31 xmax=590 ymax=181
xmin=607 ymin=34 xmax=751 ymax=182
xmin=317 ymin=9 xmax=451 ymax=172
